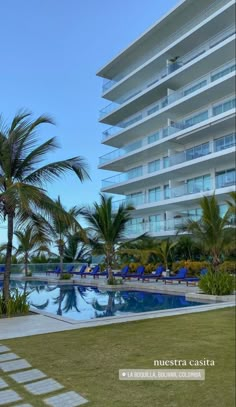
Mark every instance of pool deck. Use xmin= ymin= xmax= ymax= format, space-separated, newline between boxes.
xmin=0 ymin=274 xmax=235 ymax=340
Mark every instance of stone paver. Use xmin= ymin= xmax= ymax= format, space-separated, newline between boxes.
xmin=24 ymin=378 xmax=64 ymax=395
xmin=44 ymin=391 xmax=88 ymax=406
xmin=10 ymin=368 xmax=47 ymax=383
xmin=0 ymin=358 xmax=31 ymax=372
xmin=0 ymin=345 xmax=10 ymax=353
xmin=0 ymin=352 xmax=20 ymax=362
xmin=0 ymin=377 xmax=8 ymax=389
xmin=0 ymin=389 xmax=22 ymax=405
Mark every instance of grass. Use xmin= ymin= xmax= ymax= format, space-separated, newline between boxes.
xmin=1 ymin=308 xmax=235 ymax=407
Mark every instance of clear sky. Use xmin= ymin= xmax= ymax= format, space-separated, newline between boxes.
xmin=0 ymin=0 xmax=179 ymax=240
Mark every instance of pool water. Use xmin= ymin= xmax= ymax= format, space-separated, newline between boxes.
xmin=7 ymin=281 xmax=205 ymax=321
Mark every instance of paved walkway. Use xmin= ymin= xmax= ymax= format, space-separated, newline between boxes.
xmin=0 ymin=344 xmax=88 ymax=406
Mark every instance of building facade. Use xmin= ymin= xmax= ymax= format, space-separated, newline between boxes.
xmin=97 ymin=0 xmax=236 ymax=238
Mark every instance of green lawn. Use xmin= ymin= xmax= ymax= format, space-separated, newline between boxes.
xmin=2 ymin=308 xmax=235 ymax=407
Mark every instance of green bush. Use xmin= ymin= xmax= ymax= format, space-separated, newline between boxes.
xmin=59 ymin=273 xmax=72 ymax=280
xmin=199 ymin=271 xmax=235 ymax=296
xmin=0 ymin=289 xmax=30 ymax=317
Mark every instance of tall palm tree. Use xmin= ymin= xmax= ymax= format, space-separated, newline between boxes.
xmin=15 ymin=225 xmax=51 ymax=275
xmin=49 ymin=197 xmax=86 ymax=273
xmin=0 ymin=111 xmax=89 ymax=304
xmin=182 ymin=194 xmax=234 ymax=271
xmin=226 ymin=191 xmax=236 ymax=216
xmin=82 ymin=194 xmax=133 ymax=283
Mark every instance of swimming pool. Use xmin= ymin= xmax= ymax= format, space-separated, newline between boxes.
xmin=7 ymin=281 xmax=206 ymax=321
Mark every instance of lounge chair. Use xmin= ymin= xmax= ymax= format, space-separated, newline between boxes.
xmin=123 ymin=265 xmax=145 ymax=280
xmin=162 ymin=267 xmax=188 ymax=284
xmin=142 ymin=265 xmax=165 ymax=282
xmin=46 ymin=265 xmax=61 ymax=275
xmin=0 ymin=266 xmax=5 ymax=274
xmin=114 ymin=265 xmax=130 ymax=277
xmin=185 ymin=268 xmax=208 ymax=286
xmin=73 ymin=264 xmax=87 ymax=276
xmin=66 ymin=265 xmax=75 ymax=274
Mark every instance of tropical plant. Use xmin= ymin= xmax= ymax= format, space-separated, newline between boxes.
xmin=63 ymin=232 xmax=91 ymax=263
xmin=154 ymin=239 xmax=177 ymax=273
xmin=0 ymin=288 xmax=30 ymax=317
xmin=199 ymin=269 xmax=234 ymax=295
xmin=0 ymin=110 xmax=89 ymax=307
xmin=14 ymin=225 xmax=51 ymax=275
xmin=49 ymin=197 xmax=86 ymax=273
xmin=181 ymin=195 xmax=235 ymax=271
xmin=82 ymin=194 xmax=133 ymax=284
xmin=226 ymin=191 xmax=236 ymax=216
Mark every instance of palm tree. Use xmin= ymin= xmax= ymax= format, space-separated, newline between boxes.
xmin=82 ymin=194 xmax=133 ymax=284
xmin=0 ymin=111 xmax=89 ymax=304
xmin=15 ymin=225 xmax=51 ymax=275
xmin=182 ymin=194 xmax=234 ymax=271
xmin=64 ymin=232 xmax=91 ymax=263
xmin=154 ymin=239 xmax=177 ymax=274
xmin=226 ymin=191 xmax=236 ymax=216
xmin=49 ymin=197 xmax=86 ymax=273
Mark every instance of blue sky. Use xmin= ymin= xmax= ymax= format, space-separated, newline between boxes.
xmin=0 ymin=0 xmax=178 ymax=239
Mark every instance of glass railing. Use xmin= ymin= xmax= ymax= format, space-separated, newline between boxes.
xmin=99 ymin=95 xmax=235 ymax=167
xmin=102 ymin=0 xmax=230 ymax=93
xmin=101 ymin=58 xmax=235 ymax=140
xmin=99 ymin=26 xmax=235 ymax=119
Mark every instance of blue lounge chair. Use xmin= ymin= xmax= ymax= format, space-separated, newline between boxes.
xmin=46 ymin=265 xmax=61 ymax=275
xmin=73 ymin=264 xmax=87 ymax=276
xmin=66 ymin=265 xmax=75 ymax=274
xmin=0 ymin=266 xmax=5 ymax=274
xmin=185 ymin=268 xmax=208 ymax=286
xmin=114 ymin=265 xmax=130 ymax=277
xmin=162 ymin=267 xmax=188 ymax=284
xmin=142 ymin=265 xmax=165 ymax=282
xmin=123 ymin=265 xmax=145 ymax=280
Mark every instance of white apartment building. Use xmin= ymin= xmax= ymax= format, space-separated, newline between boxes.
xmin=97 ymin=0 xmax=236 ymax=238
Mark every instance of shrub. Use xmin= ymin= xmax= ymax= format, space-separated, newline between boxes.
xmin=0 ymin=289 xmax=30 ymax=317
xmin=218 ymin=261 xmax=236 ymax=274
xmin=59 ymin=273 xmax=72 ymax=280
xmin=128 ymin=262 xmax=142 ymax=273
xmin=199 ymin=271 xmax=235 ymax=296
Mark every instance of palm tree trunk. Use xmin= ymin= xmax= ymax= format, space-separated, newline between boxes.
xmin=3 ymin=213 xmax=14 ymax=303
xmin=24 ymin=253 xmax=28 ymax=276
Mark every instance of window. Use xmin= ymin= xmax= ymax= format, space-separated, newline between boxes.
xmin=186 ymin=142 xmax=210 ymax=161
xmin=164 ymin=185 xmax=171 ymax=199
xmin=183 ymin=80 xmax=207 ymax=97
xmin=187 ymin=175 xmax=211 ymax=194
xmin=126 ymin=218 xmax=144 ymax=234
xmin=148 ymin=131 xmax=160 ymax=144
xmin=126 ymin=166 xmax=142 ymax=180
xmin=163 ymin=156 xmax=169 ymax=168
xmin=148 ymin=159 xmax=160 ymax=173
xmin=213 ymin=98 xmax=236 ymax=116
xmin=216 ymin=169 xmax=236 ymax=188
xmin=187 ymin=208 xmax=202 ymax=221
xmin=149 ymin=215 xmax=161 ymax=232
xmin=211 ymin=64 xmax=236 ymax=82
xmin=148 ymin=187 xmax=161 ymax=203
xmin=184 ymin=111 xmax=208 ymax=128
xmin=214 ymin=133 xmax=236 ymax=152
xmin=147 ymin=104 xmax=159 ymax=116
xmin=127 ymin=192 xmax=143 ymax=206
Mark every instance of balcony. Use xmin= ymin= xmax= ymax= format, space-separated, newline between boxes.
xmin=101 ymin=0 xmax=231 ymax=94
xmin=100 ymin=100 xmax=235 ymax=180
xmin=101 ymin=58 xmax=235 ymax=142
xmin=112 ymin=174 xmax=235 ymax=212
xmin=99 ymin=26 xmax=235 ymax=121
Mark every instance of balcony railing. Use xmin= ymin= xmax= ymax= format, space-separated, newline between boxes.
xmin=102 ymin=0 xmax=230 ymax=93
xmin=99 ymin=26 xmax=235 ymax=120
xmin=101 ymin=58 xmax=236 ymax=142
xmin=111 ymin=175 xmax=235 ymax=211
xmin=100 ymin=99 xmax=235 ymax=175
